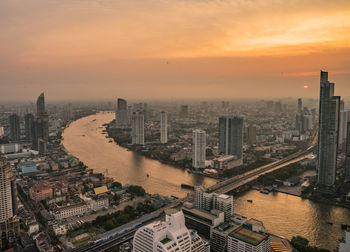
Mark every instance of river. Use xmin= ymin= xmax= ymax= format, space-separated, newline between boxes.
xmin=62 ymin=112 xmax=350 ymax=250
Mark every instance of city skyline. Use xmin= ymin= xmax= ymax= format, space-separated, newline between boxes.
xmin=1 ymin=0 xmax=350 ymax=101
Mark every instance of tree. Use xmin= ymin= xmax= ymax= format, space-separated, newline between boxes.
xmin=112 ymin=181 xmax=122 ymax=188
xmin=127 ymin=185 xmax=146 ymax=196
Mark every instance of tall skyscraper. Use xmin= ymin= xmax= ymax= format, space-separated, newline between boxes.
xmin=219 ymin=117 xmax=243 ymax=158
xmin=180 ymin=105 xmax=189 ymax=118
xmin=345 ymin=122 xmax=350 ymax=182
xmin=9 ymin=114 xmax=20 ymax=142
xmin=0 ymin=155 xmax=19 ymax=248
xmin=298 ymin=98 xmax=302 ymax=114
xmin=131 ymin=111 xmax=144 ymax=145
xmin=160 ymin=111 xmax=168 ymax=144
xmin=317 ymin=71 xmax=340 ymax=187
xmin=32 ymin=93 xmax=49 ymax=151
xmin=116 ymin=98 xmax=129 ymax=127
xmin=192 ymin=129 xmax=206 ymax=169
xmin=36 ymin=92 xmax=45 ymax=116
xmin=133 ymin=210 xmax=210 ymax=252
xmin=24 ymin=113 xmax=34 ymax=140
xmin=247 ymin=125 xmax=256 ymax=145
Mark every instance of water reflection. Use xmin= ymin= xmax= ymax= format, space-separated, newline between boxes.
xmin=62 ymin=112 xmax=217 ymax=197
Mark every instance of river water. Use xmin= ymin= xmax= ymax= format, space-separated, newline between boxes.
xmin=62 ymin=112 xmax=350 ymax=250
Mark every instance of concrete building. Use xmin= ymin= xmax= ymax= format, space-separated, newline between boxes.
xmin=133 ymin=210 xmax=210 ymax=252
xmin=317 ymin=71 xmax=340 ymax=187
xmin=345 ymin=122 xmax=350 ymax=182
xmin=116 ymin=98 xmax=129 ymax=127
xmin=339 ymin=108 xmax=349 ymax=148
xmin=219 ymin=117 xmax=243 ymax=159
xmin=192 ymin=130 xmax=206 ymax=169
xmin=25 ymin=113 xmax=34 ymax=140
xmin=131 ymin=111 xmax=144 ymax=145
xmin=247 ymin=125 xmax=256 ymax=145
xmin=0 ymin=155 xmax=19 ymax=248
xmin=180 ymin=105 xmax=189 ymax=118
xmin=194 ymin=187 xmax=233 ymax=222
xmin=0 ymin=143 xmax=21 ymax=154
xmin=160 ymin=111 xmax=168 ymax=144
xmin=227 ymin=225 xmax=270 ymax=252
xmin=53 ymin=202 xmax=89 ymax=220
xmin=29 ymin=183 xmax=53 ymax=202
xmin=0 ymin=127 xmax=4 ymax=137
xmin=36 ymin=92 xmax=45 ymax=117
xmin=213 ymin=155 xmax=243 ymax=172
xmin=9 ymin=114 xmax=20 ymax=142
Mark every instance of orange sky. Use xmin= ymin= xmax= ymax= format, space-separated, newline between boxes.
xmin=0 ymin=0 xmax=349 ymax=101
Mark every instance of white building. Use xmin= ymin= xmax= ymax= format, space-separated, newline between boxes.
xmin=0 ymin=127 xmax=4 ymax=137
xmin=89 ymin=198 xmax=109 ymax=211
xmin=192 ymin=130 xmax=206 ymax=169
xmin=194 ymin=187 xmax=233 ymax=221
xmin=339 ymin=231 xmax=350 ymax=252
xmin=53 ymin=202 xmax=89 ymax=220
xmin=133 ymin=210 xmax=210 ymax=252
xmin=131 ymin=111 xmax=145 ymax=145
xmin=160 ymin=111 xmax=168 ymax=144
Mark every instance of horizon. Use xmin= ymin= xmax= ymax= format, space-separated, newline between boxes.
xmin=1 ymin=0 xmax=349 ymax=101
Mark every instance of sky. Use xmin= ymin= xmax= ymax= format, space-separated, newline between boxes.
xmin=1 ymin=0 xmax=349 ymax=101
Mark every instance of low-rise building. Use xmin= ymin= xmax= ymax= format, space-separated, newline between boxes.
xmin=29 ymin=183 xmax=53 ymax=202
xmin=53 ymin=202 xmax=89 ymax=220
xmin=213 ymin=156 xmax=243 ymax=171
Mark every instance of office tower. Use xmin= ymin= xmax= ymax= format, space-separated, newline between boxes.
xmin=194 ymin=187 xmax=233 ymax=221
xmin=298 ymin=98 xmax=302 ymax=114
xmin=274 ymin=101 xmax=282 ymax=113
xmin=160 ymin=111 xmax=168 ymax=144
xmin=115 ymin=98 xmax=129 ymax=127
xmin=24 ymin=113 xmax=34 ymax=140
xmin=339 ymin=102 xmax=349 ymax=149
xmin=192 ymin=130 xmax=206 ymax=169
xmin=133 ymin=210 xmax=210 ymax=252
xmin=247 ymin=125 xmax=256 ymax=145
xmin=36 ymin=92 xmax=45 ymax=116
xmin=180 ymin=105 xmax=189 ymax=118
xmin=31 ymin=114 xmax=49 ymax=151
xmin=219 ymin=117 xmax=243 ymax=158
xmin=345 ymin=122 xmax=350 ymax=182
xmin=131 ymin=111 xmax=144 ymax=145
xmin=9 ymin=114 xmax=20 ymax=142
xmin=317 ymin=71 xmax=340 ymax=187
xmin=0 ymin=155 xmax=19 ymax=248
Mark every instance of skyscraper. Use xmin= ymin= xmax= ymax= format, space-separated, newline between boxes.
xmin=131 ymin=111 xmax=144 ymax=145
xmin=133 ymin=210 xmax=210 ymax=252
xmin=345 ymin=122 xmax=350 ymax=182
xmin=192 ymin=129 xmax=206 ymax=169
xmin=160 ymin=111 xmax=168 ymax=144
xmin=317 ymin=71 xmax=340 ymax=187
xmin=247 ymin=125 xmax=256 ymax=145
xmin=9 ymin=114 xmax=20 ymax=142
xmin=180 ymin=105 xmax=189 ymax=118
xmin=36 ymin=92 xmax=45 ymax=116
xmin=0 ymin=155 xmax=19 ymax=248
xmin=298 ymin=98 xmax=302 ymax=114
xmin=219 ymin=117 xmax=243 ymax=158
xmin=24 ymin=113 xmax=34 ymax=140
xmin=116 ymin=98 xmax=129 ymax=127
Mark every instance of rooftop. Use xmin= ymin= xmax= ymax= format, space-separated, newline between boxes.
xmin=94 ymin=185 xmax=108 ymax=195
xmin=229 ymin=226 xmax=267 ymax=246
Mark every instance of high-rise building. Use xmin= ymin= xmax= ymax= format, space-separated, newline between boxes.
xmin=345 ymin=122 xmax=350 ymax=182
xmin=31 ymin=114 xmax=49 ymax=151
xmin=36 ymin=92 xmax=45 ymax=116
xmin=194 ymin=187 xmax=233 ymax=221
xmin=0 ymin=155 xmax=19 ymax=248
xmin=317 ymin=71 xmax=340 ymax=187
xmin=160 ymin=111 xmax=168 ymax=144
xmin=298 ymin=98 xmax=302 ymax=114
xmin=116 ymin=98 xmax=129 ymax=127
xmin=247 ymin=125 xmax=256 ymax=145
xmin=0 ymin=127 xmax=4 ymax=137
xmin=24 ymin=113 xmax=34 ymax=140
xmin=180 ymin=105 xmax=189 ymax=118
xmin=131 ymin=111 xmax=144 ymax=145
xmin=9 ymin=114 xmax=20 ymax=142
xmin=133 ymin=210 xmax=210 ymax=252
xmin=219 ymin=117 xmax=243 ymax=158
xmin=192 ymin=130 xmax=206 ymax=169
xmin=339 ymin=103 xmax=349 ymax=149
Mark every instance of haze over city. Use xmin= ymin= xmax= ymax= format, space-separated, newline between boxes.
xmin=1 ymin=0 xmax=350 ymax=101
